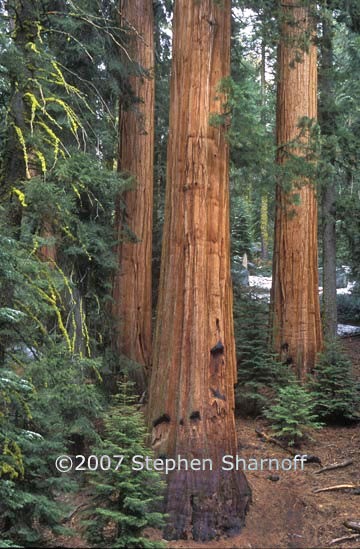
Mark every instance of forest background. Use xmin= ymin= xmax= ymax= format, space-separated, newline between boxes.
xmin=1 ymin=0 xmax=360 ymax=547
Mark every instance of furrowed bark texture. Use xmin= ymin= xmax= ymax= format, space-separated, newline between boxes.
xmin=147 ymin=0 xmax=250 ymax=540
xmin=112 ymin=0 xmax=154 ymax=375
xmin=271 ymin=0 xmax=322 ymax=380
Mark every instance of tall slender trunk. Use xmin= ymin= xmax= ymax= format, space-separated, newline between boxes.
xmin=320 ymin=10 xmax=337 ymax=340
xmin=112 ymin=0 xmax=154 ymax=382
xmin=260 ymin=195 xmax=269 ymax=260
xmin=147 ymin=0 xmax=250 ymax=540
xmin=260 ymin=38 xmax=269 ymax=260
xmin=271 ymin=0 xmax=322 ymax=380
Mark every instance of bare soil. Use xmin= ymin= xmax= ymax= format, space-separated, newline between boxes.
xmin=51 ymin=337 xmax=360 ymax=549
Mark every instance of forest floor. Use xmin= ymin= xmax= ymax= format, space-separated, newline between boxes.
xmin=50 ymin=336 xmax=360 ymax=549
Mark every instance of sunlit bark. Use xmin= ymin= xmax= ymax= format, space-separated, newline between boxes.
xmin=147 ymin=0 xmax=250 ymax=540
xmin=271 ymin=0 xmax=322 ymax=380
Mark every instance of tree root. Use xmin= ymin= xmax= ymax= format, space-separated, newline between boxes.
xmin=255 ymin=428 xmax=322 ymax=464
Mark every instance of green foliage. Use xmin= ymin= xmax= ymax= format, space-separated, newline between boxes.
xmin=152 ymin=0 xmax=172 ymax=313
xmin=265 ymin=382 xmax=323 ymax=447
xmin=316 ymin=20 xmax=360 ymax=287
xmin=234 ymin=287 xmax=289 ymax=415
xmin=0 ymin=151 xmax=129 ymax=359
xmin=0 ymin=346 xmax=104 ymax=546
xmin=231 ymin=196 xmax=254 ymax=259
xmin=337 ymin=291 xmax=360 ymax=324
xmin=0 ymin=369 xmax=32 ymax=481
xmin=337 ymin=195 xmax=360 ymax=282
xmin=228 ymin=26 xmax=276 ymax=259
xmin=85 ymin=383 xmax=166 ymax=548
xmin=0 ymin=231 xmax=71 ymax=354
xmin=309 ymin=341 xmax=360 ymax=423
xmin=0 ymin=4 xmax=134 ymax=542
xmin=25 ymin=347 xmax=104 ymax=444
xmin=0 ymin=362 xmax=68 ymax=546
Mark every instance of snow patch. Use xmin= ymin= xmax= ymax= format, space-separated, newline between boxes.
xmin=249 ymin=275 xmax=272 ymax=290
xmin=22 ymin=430 xmax=43 ymax=440
xmin=248 ymin=272 xmax=360 ymax=337
xmin=336 ymin=281 xmax=356 ymax=295
xmin=337 ymin=324 xmax=360 ymax=337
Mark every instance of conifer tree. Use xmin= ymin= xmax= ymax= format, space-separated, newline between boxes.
xmin=86 ymin=384 xmax=165 ymax=549
xmin=271 ymin=0 xmax=323 ymax=380
xmin=112 ymin=0 xmax=155 ymax=386
xmin=147 ymin=0 xmax=250 ymax=540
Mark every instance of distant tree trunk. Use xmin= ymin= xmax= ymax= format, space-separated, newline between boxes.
xmin=320 ymin=10 xmax=337 ymax=340
xmin=260 ymin=195 xmax=269 ymax=260
xmin=147 ymin=0 xmax=250 ymax=540
xmin=260 ymin=38 xmax=269 ymax=261
xmin=271 ymin=0 xmax=322 ymax=380
xmin=112 ymin=0 xmax=154 ymax=384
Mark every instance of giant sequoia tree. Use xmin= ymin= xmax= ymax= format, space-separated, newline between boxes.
xmin=271 ymin=0 xmax=322 ymax=379
xmin=147 ymin=0 xmax=250 ymax=540
xmin=112 ymin=0 xmax=154 ymax=379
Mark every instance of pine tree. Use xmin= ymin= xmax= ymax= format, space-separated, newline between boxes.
xmin=265 ymin=381 xmax=323 ymax=447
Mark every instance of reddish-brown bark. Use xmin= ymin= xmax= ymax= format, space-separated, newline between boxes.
xmin=147 ymin=0 xmax=250 ymax=540
xmin=271 ymin=0 xmax=323 ymax=380
xmin=112 ymin=0 xmax=154 ymax=378
xmin=38 ymin=218 xmax=57 ymax=265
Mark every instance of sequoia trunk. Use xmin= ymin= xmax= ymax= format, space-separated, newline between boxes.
xmin=112 ymin=0 xmax=154 ymax=379
xmin=271 ymin=0 xmax=322 ymax=380
xmin=147 ymin=0 xmax=250 ymax=540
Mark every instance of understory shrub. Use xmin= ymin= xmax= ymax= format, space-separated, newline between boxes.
xmin=85 ymin=382 xmax=166 ymax=548
xmin=234 ymin=287 xmax=289 ymax=415
xmin=310 ymin=341 xmax=360 ymax=422
xmin=0 ymin=347 xmax=104 ymax=547
xmin=337 ymin=292 xmax=360 ymax=325
xmin=265 ymin=382 xmax=323 ymax=446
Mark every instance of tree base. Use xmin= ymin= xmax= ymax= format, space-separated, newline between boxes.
xmin=163 ymin=467 xmax=251 ymax=541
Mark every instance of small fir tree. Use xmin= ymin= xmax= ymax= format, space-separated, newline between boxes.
xmin=234 ymin=287 xmax=289 ymax=415
xmin=265 ymin=382 xmax=323 ymax=447
xmin=85 ymin=382 xmax=165 ymax=548
xmin=310 ymin=341 xmax=360 ymax=422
